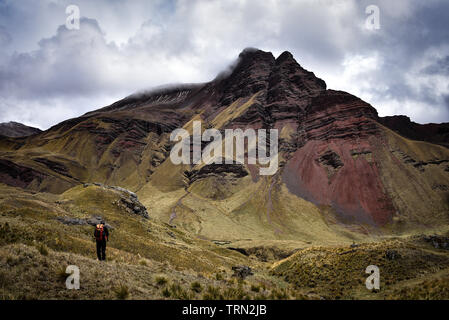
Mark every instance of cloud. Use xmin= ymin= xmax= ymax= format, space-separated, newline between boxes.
xmin=321 ymin=0 xmax=449 ymax=123
xmin=0 ymin=26 xmax=11 ymax=46
xmin=0 ymin=0 xmax=448 ymax=129
xmin=423 ymin=56 xmax=449 ymax=75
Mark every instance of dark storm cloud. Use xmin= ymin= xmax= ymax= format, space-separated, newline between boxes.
xmin=0 ymin=0 xmax=448 ymax=128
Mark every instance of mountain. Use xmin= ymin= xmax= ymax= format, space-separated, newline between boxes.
xmin=379 ymin=115 xmax=449 ymax=148
xmin=0 ymin=121 xmax=42 ymax=137
xmin=1 ymin=48 xmax=449 ymax=299
xmin=1 ymin=48 xmax=447 ymax=232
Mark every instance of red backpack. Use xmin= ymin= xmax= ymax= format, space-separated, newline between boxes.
xmin=95 ymin=224 xmax=105 ymax=241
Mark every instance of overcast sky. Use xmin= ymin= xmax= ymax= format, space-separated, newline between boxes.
xmin=0 ymin=0 xmax=448 ymax=129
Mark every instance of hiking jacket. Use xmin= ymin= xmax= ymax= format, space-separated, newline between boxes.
xmin=94 ymin=224 xmax=109 ymax=241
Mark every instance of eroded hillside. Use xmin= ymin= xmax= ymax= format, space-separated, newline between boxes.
xmin=1 ymin=49 xmax=449 ymax=299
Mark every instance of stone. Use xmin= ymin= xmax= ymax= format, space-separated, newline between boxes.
xmin=56 ymin=216 xmax=87 ymax=226
xmin=56 ymin=216 xmax=113 ymax=229
xmin=231 ymin=265 xmax=253 ymax=279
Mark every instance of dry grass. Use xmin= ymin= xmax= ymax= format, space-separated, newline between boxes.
xmin=271 ymin=237 xmax=449 ymax=299
xmin=0 ymin=184 xmax=295 ymax=300
xmin=114 ymin=284 xmax=130 ymax=300
xmin=1 ymin=176 xmax=449 ymax=300
xmin=155 ymin=276 xmax=168 ymax=286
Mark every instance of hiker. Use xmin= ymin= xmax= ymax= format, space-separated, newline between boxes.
xmin=94 ymin=220 xmax=109 ymax=261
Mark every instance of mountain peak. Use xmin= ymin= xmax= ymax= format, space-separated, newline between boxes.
xmin=238 ymin=47 xmax=274 ymax=60
xmin=234 ymin=48 xmax=275 ymax=72
xmin=0 ymin=121 xmax=42 ymax=137
xmin=276 ymin=51 xmax=294 ymax=62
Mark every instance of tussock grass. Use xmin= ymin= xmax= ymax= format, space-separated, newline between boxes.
xmin=56 ymin=266 xmax=68 ymax=283
xmin=2 ymin=183 xmax=449 ymax=300
xmin=271 ymin=238 xmax=449 ymax=299
xmin=114 ymin=284 xmax=130 ymax=300
xmin=162 ymin=287 xmax=171 ymax=298
xmin=190 ymin=281 xmax=202 ymax=293
xmin=168 ymin=283 xmax=191 ymax=300
xmin=203 ymin=285 xmax=222 ymax=300
xmin=155 ymin=276 xmax=168 ymax=286
xmin=38 ymin=243 xmax=49 ymax=256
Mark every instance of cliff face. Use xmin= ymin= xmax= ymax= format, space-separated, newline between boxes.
xmin=0 ymin=49 xmax=448 ymax=235
xmin=281 ymin=90 xmax=395 ymax=226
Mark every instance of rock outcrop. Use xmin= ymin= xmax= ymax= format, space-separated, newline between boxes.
xmin=56 ymin=216 xmax=114 ymax=229
xmin=231 ymin=265 xmax=253 ymax=279
xmin=84 ymin=183 xmax=149 ymax=218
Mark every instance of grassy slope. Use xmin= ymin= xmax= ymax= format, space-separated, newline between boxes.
xmin=271 ymin=236 xmax=449 ymax=299
xmin=0 ymin=183 xmax=304 ymax=300
xmin=3 ymin=179 xmax=449 ymax=299
xmin=0 ymin=117 xmax=172 ymax=193
xmin=1 ymin=95 xmax=449 ymax=299
xmin=375 ymin=125 xmax=449 ymax=232
xmin=138 ymin=166 xmax=364 ymax=245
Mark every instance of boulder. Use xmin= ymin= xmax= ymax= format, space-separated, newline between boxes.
xmin=231 ymin=265 xmax=253 ymax=279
